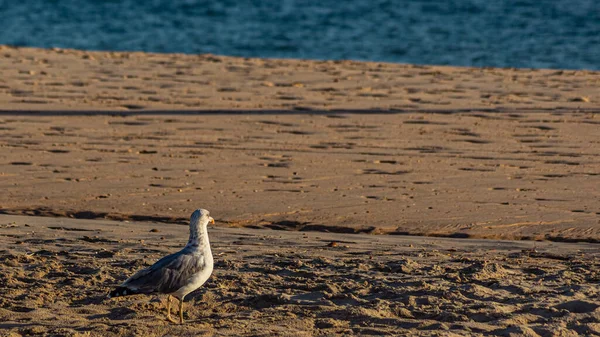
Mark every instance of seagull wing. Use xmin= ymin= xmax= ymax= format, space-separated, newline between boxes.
xmin=120 ymin=249 xmax=206 ymax=295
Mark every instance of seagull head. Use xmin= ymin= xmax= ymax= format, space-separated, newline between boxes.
xmin=191 ymin=208 xmax=215 ymax=228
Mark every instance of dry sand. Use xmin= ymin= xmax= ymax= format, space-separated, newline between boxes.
xmin=2 ymin=214 xmax=600 ymax=336
xmin=1 ymin=46 xmax=600 ymax=336
xmin=2 ymin=111 xmax=600 ymax=242
xmin=0 ymin=46 xmax=598 ymax=112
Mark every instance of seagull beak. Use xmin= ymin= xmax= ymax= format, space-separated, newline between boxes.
xmin=209 ymin=217 xmax=215 ymax=224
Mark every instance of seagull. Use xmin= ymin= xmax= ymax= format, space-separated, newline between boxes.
xmin=108 ymin=208 xmax=215 ymax=324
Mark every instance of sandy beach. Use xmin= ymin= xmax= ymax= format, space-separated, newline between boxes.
xmin=1 ymin=46 xmax=600 ymax=336
xmin=1 ymin=46 xmax=600 ymax=241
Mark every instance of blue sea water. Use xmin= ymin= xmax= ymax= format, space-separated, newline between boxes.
xmin=0 ymin=0 xmax=598 ymax=70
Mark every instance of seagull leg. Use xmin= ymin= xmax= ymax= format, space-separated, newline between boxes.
xmin=166 ymin=295 xmax=178 ymax=324
xmin=179 ymin=296 xmax=185 ymax=324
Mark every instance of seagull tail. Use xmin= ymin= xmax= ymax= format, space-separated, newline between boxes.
xmin=107 ymin=286 xmax=140 ymax=299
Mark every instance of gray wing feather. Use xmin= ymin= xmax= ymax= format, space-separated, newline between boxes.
xmin=121 ymin=249 xmax=205 ymax=294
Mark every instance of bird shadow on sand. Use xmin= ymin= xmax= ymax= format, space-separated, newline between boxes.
xmin=87 ymin=307 xmax=138 ymax=321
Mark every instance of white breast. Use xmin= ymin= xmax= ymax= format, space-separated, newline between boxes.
xmin=172 ymin=254 xmax=214 ymax=299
